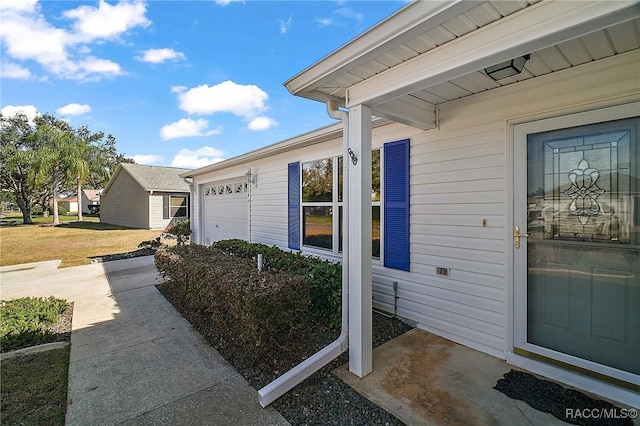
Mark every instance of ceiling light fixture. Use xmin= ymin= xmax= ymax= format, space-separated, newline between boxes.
xmin=485 ymin=54 xmax=530 ymax=81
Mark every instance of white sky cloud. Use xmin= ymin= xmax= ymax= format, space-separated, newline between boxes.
xmin=314 ymin=17 xmax=333 ymax=27
xmin=171 ymin=146 xmax=225 ymax=169
xmin=0 ymin=105 xmax=39 ymax=123
xmin=279 ymin=15 xmax=292 ymax=35
xmin=0 ymin=0 xmax=148 ymax=80
xmin=63 ymin=0 xmax=150 ymax=43
xmin=160 ymin=118 xmax=221 ymax=140
xmin=138 ymin=48 xmax=186 ymax=64
xmin=132 ymin=154 xmax=163 ymax=165
xmin=334 ymin=7 xmax=364 ymax=25
xmin=0 ymin=62 xmax=31 ymax=79
xmin=0 ymin=0 xmax=38 ymax=13
xmin=173 ymin=80 xmax=272 ymax=121
xmin=214 ymin=0 xmax=244 ymax=6
xmin=56 ymin=103 xmax=91 ymax=116
xmin=248 ymin=116 xmax=277 ymax=131
xmin=316 ymin=6 xmax=364 ymax=28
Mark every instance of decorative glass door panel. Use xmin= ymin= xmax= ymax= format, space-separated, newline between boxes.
xmin=525 ymin=118 xmax=639 ymax=376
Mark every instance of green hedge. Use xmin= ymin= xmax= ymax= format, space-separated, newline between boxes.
xmin=211 ymin=239 xmax=342 ymax=329
xmin=155 ymin=244 xmax=316 ymax=360
xmin=0 ymin=297 xmax=69 ymax=352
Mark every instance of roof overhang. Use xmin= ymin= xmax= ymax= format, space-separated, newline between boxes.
xmin=182 ymin=118 xmax=392 ymax=179
xmin=285 ymin=0 xmax=640 ymax=131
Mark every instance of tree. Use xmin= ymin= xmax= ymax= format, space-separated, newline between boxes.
xmin=0 ymin=113 xmax=39 ymax=224
xmin=32 ymin=115 xmax=76 ymax=225
xmin=85 ymin=133 xmax=133 ymax=189
xmin=1 ymin=111 xmax=130 ymax=224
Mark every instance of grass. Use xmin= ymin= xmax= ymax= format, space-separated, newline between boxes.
xmin=1 ymin=211 xmax=99 ymax=224
xmin=0 ymin=219 xmax=162 ymax=267
xmin=1 ymin=347 xmax=70 ymax=426
xmin=1 ymin=296 xmax=72 ymax=425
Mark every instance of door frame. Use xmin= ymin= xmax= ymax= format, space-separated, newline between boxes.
xmin=509 ymin=101 xmax=640 ymax=389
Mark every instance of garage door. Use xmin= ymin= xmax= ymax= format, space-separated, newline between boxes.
xmin=201 ymin=180 xmax=249 ymax=245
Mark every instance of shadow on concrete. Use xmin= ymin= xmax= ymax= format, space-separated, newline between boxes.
xmin=64 ymin=256 xmax=288 ymax=425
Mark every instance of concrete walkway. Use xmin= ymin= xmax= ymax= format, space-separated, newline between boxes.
xmin=0 ymin=256 xmax=288 ymax=426
xmin=335 ymin=329 xmax=568 ymax=426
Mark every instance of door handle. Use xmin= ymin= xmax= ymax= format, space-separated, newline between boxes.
xmin=514 ymin=227 xmax=533 ymax=249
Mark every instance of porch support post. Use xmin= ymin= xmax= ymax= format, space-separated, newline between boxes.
xmin=347 ymin=104 xmax=372 ymax=377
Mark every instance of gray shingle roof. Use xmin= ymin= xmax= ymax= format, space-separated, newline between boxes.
xmin=119 ymin=163 xmax=191 ymax=193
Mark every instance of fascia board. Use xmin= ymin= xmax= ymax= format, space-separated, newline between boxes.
xmin=101 ymin=164 xmax=123 ymax=195
xmin=284 ymin=1 xmax=477 ymax=97
xmin=347 ymin=1 xmax=640 ymax=108
xmin=181 ymin=118 xmax=393 ymax=179
xmin=181 ymin=123 xmax=344 ymax=178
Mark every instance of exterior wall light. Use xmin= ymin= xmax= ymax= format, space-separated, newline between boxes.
xmin=485 ymin=54 xmax=530 ymax=81
xmin=245 ymin=168 xmax=257 ymax=187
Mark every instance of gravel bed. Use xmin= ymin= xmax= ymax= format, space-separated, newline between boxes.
xmin=269 ymin=313 xmax=413 ymax=426
xmin=157 ymin=281 xmax=413 ymax=425
xmin=89 ymin=248 xmax=156 ymax=263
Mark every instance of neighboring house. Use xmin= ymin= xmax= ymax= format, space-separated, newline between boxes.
xmin=57 ymin=194 xmax=78 ymax=214
xmin=58 ymin=189 xmax=102 ymax=215
xmin=182 ymin=1 xmax=639 ymax=406
xmin=101 ymin=163 xmax=191 ymax=229
xmin=82 ymin=189 xmax=101 ymax=214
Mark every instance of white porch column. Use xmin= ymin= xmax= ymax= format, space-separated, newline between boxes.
xmin=347 ymin=104 xmax=372 ymax=377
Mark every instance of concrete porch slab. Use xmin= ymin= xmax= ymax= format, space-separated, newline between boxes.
xmin=334 ymin=329 xmax=565 ymax=426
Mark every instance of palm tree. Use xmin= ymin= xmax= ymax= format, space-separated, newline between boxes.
xmin=33 ymin=116 xmax=75 ymax=225
xmin=67 ymin=141 xmax=89 ymax=221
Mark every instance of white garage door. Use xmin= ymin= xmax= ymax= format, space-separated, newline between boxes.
xmin=201 ymin=180 xmax=249 ymax=245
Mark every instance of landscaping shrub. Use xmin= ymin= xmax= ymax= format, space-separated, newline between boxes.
xmin=0 ymin=297 xmax=69 ymax=352
xmin=138 ymin=236 xmax=163 ymax=250
xmin=164 ymin=219 xmax=191 ymax=245
xmin=155 ymin=245 xmax=312 ymax=364
xmin=211 ymin=239 xmax=342 ymax=328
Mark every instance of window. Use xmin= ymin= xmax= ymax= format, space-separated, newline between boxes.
xmin=163 ymin=195 xmax=189 ymax=219
xmin=288 ymin=139 xmax=409 ymax=270
xmin=302 ymin=158 xmax=334 ymax=250
xmin=338 ymin=150 xmax=381 ymax=258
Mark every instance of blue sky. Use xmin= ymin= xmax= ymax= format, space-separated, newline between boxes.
xmin=1 ymin=0 xmax=406 ymax=169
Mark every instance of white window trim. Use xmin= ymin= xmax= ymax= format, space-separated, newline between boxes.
xmin=169 ymin=195 xmax=189 ymax=219
xmin=300 ymin=150 xmax=383 ymax=263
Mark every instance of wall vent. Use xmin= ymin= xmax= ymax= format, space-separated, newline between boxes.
xmin=436 ymin=267 xmax=449 ymax=277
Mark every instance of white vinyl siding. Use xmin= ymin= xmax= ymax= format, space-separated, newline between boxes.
xmin=387 ymin=50 xmax=639 ymax=358
xmin=191 ymin=51 xmax=640 ymax=359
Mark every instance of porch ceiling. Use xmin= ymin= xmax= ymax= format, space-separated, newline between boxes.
xmin=285 ymin=1 xmax=640 ymax=130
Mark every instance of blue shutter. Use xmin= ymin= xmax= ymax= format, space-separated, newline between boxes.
xmin=288 ymin=162 xmax=300 ymax=250
xmin=384 ymin=139 xmax=410 ymax=271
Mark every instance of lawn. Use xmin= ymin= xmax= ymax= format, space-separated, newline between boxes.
xmin=0 ymin=220 xmax=162 ymax=267
xmin=1 ymin=347 xmax=70 ymax=425
xmin=1 ymin=297 xmax=73 ymax=425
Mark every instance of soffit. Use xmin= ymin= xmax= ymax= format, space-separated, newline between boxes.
xmin=286 ymin=1 xmax=640 ymax=130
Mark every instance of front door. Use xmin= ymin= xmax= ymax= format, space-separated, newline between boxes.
xmin=513 ymin=106 xmax=639 ymax=388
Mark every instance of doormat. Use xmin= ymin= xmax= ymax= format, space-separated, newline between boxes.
xmin=494 ymin=370 xmax=634 ymax=426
